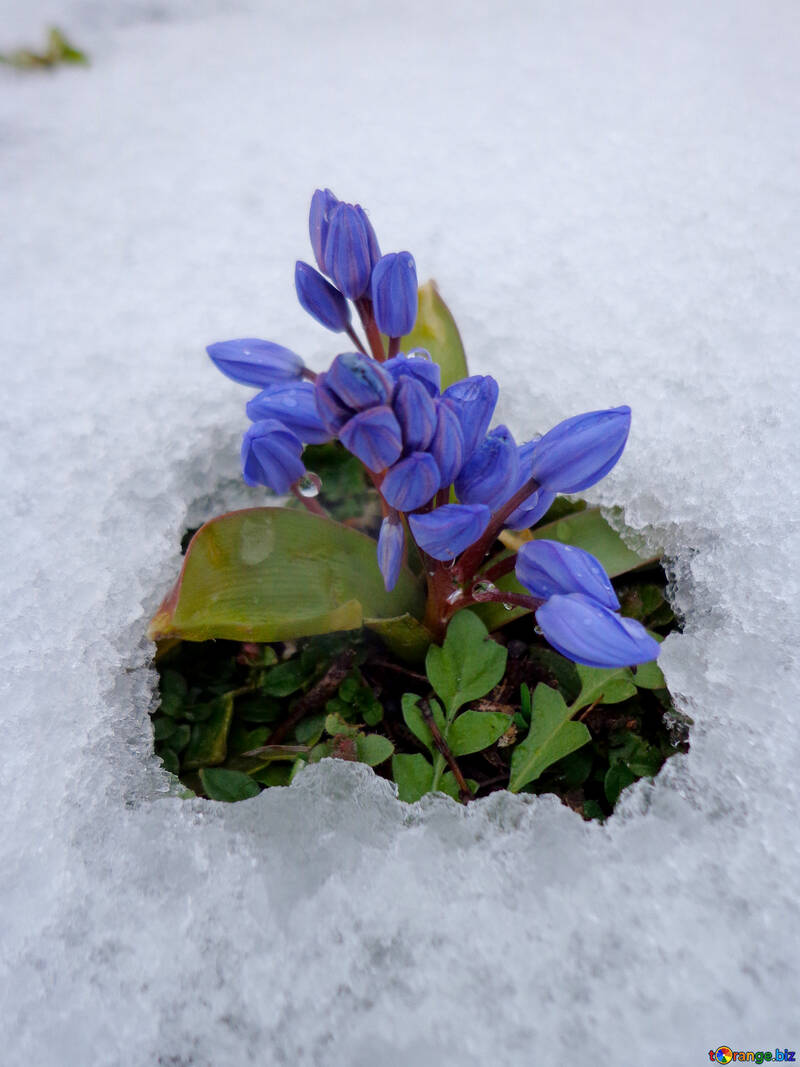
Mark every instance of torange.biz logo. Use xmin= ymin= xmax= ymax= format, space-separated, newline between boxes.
xmin=709 ymin=1051 xmax=796 ymax=1064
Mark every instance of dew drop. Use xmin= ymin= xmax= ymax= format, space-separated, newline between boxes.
xmin=446 ymin=589 xmax=463 ymax=605
xmin=534 ymin=625 xmax=543 ymax=635
xmin=297 ymin=472 xmax=322 ymax=497
xmin=407 ymin=347 xmax=432 ymax=361
xmin=472 ymin=580 xmax=499 ymax=596
xmin=502 ymin=602 xmax=514 ymax=611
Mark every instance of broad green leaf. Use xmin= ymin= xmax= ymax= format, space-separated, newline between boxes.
xmin=476 ymin=508 xmax=660 ymax=631
xmin=182 ymin=694 xmax=235 ymax=770
xmin=392 ymin=753 xmax=434 ymax=802
xmin=399 ymin=281 xmax=468 ymax=389
xmin=425 ymin=611 xmax=507 ymax=715
xmin=365 ymin=613 xmax=434 ymax=664
xmin=199 ymin=767 xmax=261 ymax=802
xmin=508 ymin=684 xmax=591 ymax=793
xmin=447 ymin=710 xmax=511 ymax=757
xmin=262 ymin=657 xmax=316 ymax=697
xmin=631 ymin=658 xmax=666 ymax=689
xmin=604 ymin=762 xmax=637 ymax=804
xmin=148 ymin=507 xmax=424 ymax=643
xmin=438 ymin=773 xmax=479 ymax=802
xmin=325 ymin=712 xmax=360 ymax=738
xmin=356 ymin=734 xmax=394 ymax=766
xmin=401 ymin=694 xmax=445 ymax=754
xmin=570 ymin=665 xmax=637 ymax=713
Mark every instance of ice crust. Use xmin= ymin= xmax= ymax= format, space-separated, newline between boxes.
xmin=2 ymin=0 xmax=799 ymax=1062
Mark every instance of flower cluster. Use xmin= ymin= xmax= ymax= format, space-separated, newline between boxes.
xmin=207 ymin=189 xmax=659 ymax=670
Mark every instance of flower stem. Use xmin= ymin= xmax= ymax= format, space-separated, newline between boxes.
xmin=290 ymin=484 xmax=328 ymax=516
xmin=346 ymin=325 xmax=368 ymax=355
xmin=455 ymin=475 xmax=540 ymax=581
xmin=355 ymin=297 xmax=386 ymax=361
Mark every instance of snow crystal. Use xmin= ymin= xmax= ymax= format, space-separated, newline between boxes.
xmin=1 ymin=0 xmax=799 ymax=1063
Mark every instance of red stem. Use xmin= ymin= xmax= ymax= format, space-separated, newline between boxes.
xmin=355 ymin=297 xmax=386 ymax=361
xmin=346 ymin=325 xmax=367 ymax=354
xmin=455 ymin=475 xmax=540 ymax=581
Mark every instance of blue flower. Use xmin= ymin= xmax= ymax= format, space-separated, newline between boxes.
xmin=505 ymin=439 xmax=555 ymax=530
xmin=323 ymin=203 xmax=379 ymax=299
xmin=308 ymin=188 xmax=339 ymax=273
xmin=392 ymin=375 xmax=437 ymax=452
xmin=515 ymin=540 xmax=620 ymax=611
xmin=381 ymin=452 xmax=440 ymax=511
xmin=294 ymin=261 xmax=351 ymax=333
xmin=428 ymin=399 xmax=465 ymax=488
xmin=241 ymin=419 xmax=305 ymax=494
xmin=339 ymin=405 xmax=403 ymax=472
xmin=383 ymin=351 xmax=441 ymax=396
xmin=246 ymin=381 xmax=331 ymax=444
xmin=535 ymin=593 xmax=661 ymax=669
xmin=207 ymin=339 xmax=304 ymax=388
xmin=441 ymin=375 xmax=499 ymax=458
xmin=377 ymin=515 xmax=404 ymax=592
xmin=531 ymin=406 xmax=631 ymax=494
xmin=455 ymin=425 xmax=519 ymax=511
xmin=409 ymin=504 xmax=491 ymax=561
xmin=371 ymin=252 xmax=418 ymax=337
xmin=324 ymin=351 xmax=393 ymax=411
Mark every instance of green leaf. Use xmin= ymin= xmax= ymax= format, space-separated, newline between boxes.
xmin=392 ymin=753 xmax=434 ymax=802
xmin=508 ymin=684 xmax=591 ymax=793
xmin=631 ymin=658 xmax=666 ymax=690
xmin=152 ymin=716 xmax=177 ymax=742
xmin=570 ymin=665 xmax=637 ymax=713
xmin=437 ymin=773 xmax=479 ymax=802
xmin=425 ymin=611 xmax=507 ymax=715
xmin=474 ymin=508 xmax=659 ymax=631
xmin=364 ymin=613 xmax=434 ymax=664
xmin=262 ymin=657 xmax=316 ymax=697
xmin=148 ymin=507 xmax=425 ymax=643
xmin=182 ymin=693 xmax=235 ymax=770
xmin=199 ymin=767 xmax=261 ymax=802
xmin=156 ymin=747 xmax=180 ymax=776
xmin=294 ymin=713 xmax=326 ymax=746
xmin=604 ymin=762 xmax=637 ymax=804
xmin=399 ymin=281 xmax=468 ymax=389
xmin=324 ymin=712 xmax=360 ymax=738
xmin=356 ymin=734 xmax=394 ymax=766
xmin=401 ymin=694 xmax=445 ymax=754
xmin=447 ymin=710 xmax=510 ymax=757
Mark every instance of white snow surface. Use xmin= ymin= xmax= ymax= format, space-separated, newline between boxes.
xmin=2 ymin=0 xmax=799 ymax=1062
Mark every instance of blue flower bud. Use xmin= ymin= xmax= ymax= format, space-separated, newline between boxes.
xmin=531 ymin=406 xmax=631 ymax=494
xmin=371 ymin=252 xmax=418 ymax=337
xmin=381 ymin=452 xmax=440 ymax=512
xmin=207 ymin=339 xmax=305 ymax=388
xmin=339 ymin=405 xmax=403 ymax=473
xmin=454 ymin=425 xmax=519 ymax=511
xmin=392 ymin=375 xmax=436 ymax=452
xmin=314 ymin=371 xmax=353 ymax=434
xmin=383 ymin=351 xmax=441 ymax=396
xmin=323 ymin=203 xmax=375 ymax=299
xmin=246 ymin=382 xmax=331 ymax=445
xmin=309 ymin=188 xmax=339 ymax=273
xmin=428 ymin=400 xmax=465 ymax=488
xmin=505 ymin=439 xmax=554 ymax=530
xmin=535 ymin=593 xmax=661 ymax=669
xmin=325 ymin=351 xmax=393 ymax=411
xmin=294 ymin=261 xmax=351 ymax=333
xmin=441 ymin=375 xmax=499 ymax=459
xmin=355 ymin=205 xmax=382 ymax=271
xmin=241 ymin=419 xmax=305 ymax=495
xmin=516 ymin=540 xmax=620 ymax=611
xmin=377 ymin=515 xmax=405 ymax=592
xmin=408 ymin=504 xmax=491 ymax=562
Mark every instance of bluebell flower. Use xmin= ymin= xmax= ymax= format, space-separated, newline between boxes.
xmin=339 ymin=406 xmax=403 ymax=472
xmin=535 ymin=593 xmax=661 ymax=669
xmin=323 ymin=203 xmax=377 ymax=299
xmin=505 ymin=439 xmax=555 ymax=529
xmin=371 ymin=252 xmax=418 ymax=337
xmin=207 ymin=339 xmax=305 ymax=388
xmin=455 ymin=425 xmax=519 ymax=511
xmin=246 ymin=381 xmax=331 ymax=445
xmin=383 ymin=351 xmax=441 ymax=396
xmin=441 ymin=375 xmax=499 ymax=458
xmin=380 ymin=452 xmax=440 ymax=511
xmin=324 ymin=351 xmax=393 ymax=411
xmin=314 ymin=371 xmax=353 ymax=434
xmin=294 ymin=261 xmax=351 ymax=333
xmin=241 ymin=419 xmax=305 ymax=494
xmin=392 ymin=376 xmax=437 ymax=452
xmin=531 ymin=406 xmax=631 ymax=494
xmin=409 ymin=504 xmax=491 ymax=561
xmin=428 ymin=400 xmax=465 ymax=488
xmin=516 ymin=540 xmax=620 ymax=610
xmin=377 ymin=515 xmax=404 ymax=592
xmin=308 ymin=188 xmax=339 ymax=273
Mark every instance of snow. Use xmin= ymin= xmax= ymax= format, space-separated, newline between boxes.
xmin=2 ymin=0 xmax=799 ymax=1062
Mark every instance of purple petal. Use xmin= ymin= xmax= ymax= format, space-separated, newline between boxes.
xmin=532 ymin=407 xmax=631 ymax=494
xmin=516 ymin=540 xmax=620 ymax=610
xmin=408 ymin=504 xmax=491 ymax=561
xmin=241 ymin=419 xmax=305 ymax=495
xmin=377 ymin=516 xmax=405 ymax=592
xmin=455 ymin=425 xmax=519 ymax=511
xmin=295 ymin=261 xmax=350 ymax=333
xmin=339 ymin=405 xmax=403 ymax=472
xmin=207 ymin=339 xmax=305 ymax=388
xmin=371 ymin=252 xmax=418 ymax=337
xmin=383 ymin=351 xmax=441 ymax=396
xmin=392 ymin=375 xmax=437 ymax=452
xmin=535 ymin=593 xmax=661 ymax=668
xmin=380 ymin=452 xmax=440 ymax=512
xmin=246 ymin=381 xmax=331 ymax=444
